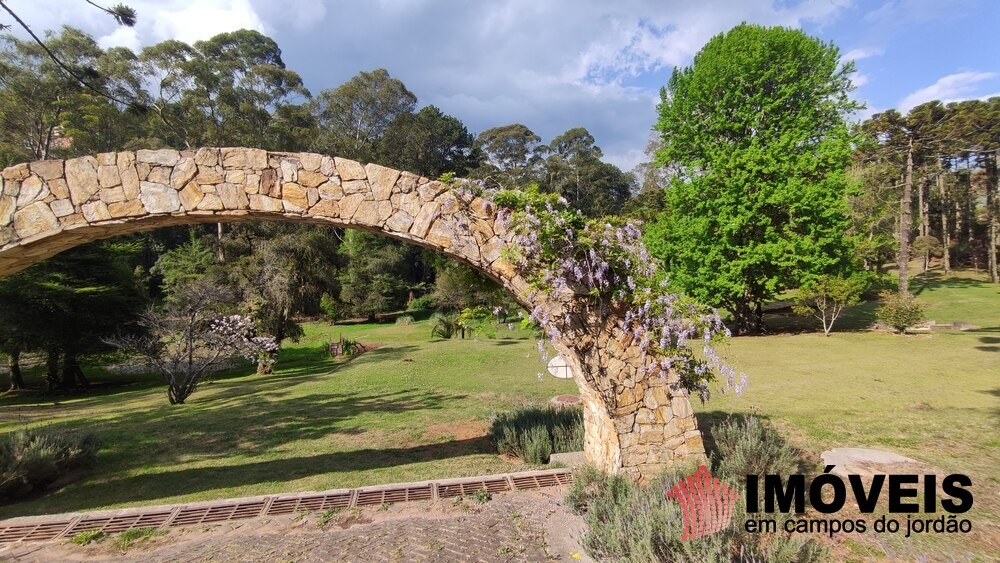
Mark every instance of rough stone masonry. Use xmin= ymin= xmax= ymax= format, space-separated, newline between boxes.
xmin=0 ymin=148 xmax=706 ymax=481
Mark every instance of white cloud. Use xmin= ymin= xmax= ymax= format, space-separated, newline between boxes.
xmin=11 ymin=0 xmax=268 ymax=50
xmin=122 ymin=0 xmax=266 ymax=46
xmin=843 ymin=47 xmax=882 ymax=61
xmin=851 ymin=72 xmax=870 ymax=88
xmin=899 ymin=71 xmax=1000 ymax=111
xmin=6 ymin=0 xmax=854 ymax=172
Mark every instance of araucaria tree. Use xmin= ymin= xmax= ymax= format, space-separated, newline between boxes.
xmin=650 ymin=24 xmax=860 ymax=334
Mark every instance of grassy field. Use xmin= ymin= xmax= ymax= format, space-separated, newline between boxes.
xmin=708 ymin=269 xmax=999 ymax=559
xmin=1 ymin=269 xmax=996 ymax=558
xmin=0 ymin=320 xmax=576 ymax=518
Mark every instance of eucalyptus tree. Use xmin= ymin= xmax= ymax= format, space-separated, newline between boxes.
xmin=542 ymin=127 xmax=633 ymax=217
xmin=378 ymin=104 xmax=479 ymax=177
xmin=309 ymin=68 xmax=416 ymax=162
xmin=473 ymin=123 xmax=545 ymax=188
xmin=139 ymin=29 xmax=309 ymax=149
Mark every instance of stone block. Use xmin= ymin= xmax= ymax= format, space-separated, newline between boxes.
xmin=99 ymin=187 xmax=126 ymax=204
xmin=29 ymin=160 xmax=64 ymax=180
xmin=279 ymin=159 xmax=298 ymax=182
xmin=147 ymin=166 xmax=171 ymax=185
xmin=410 ymin=202 xmax=440 ymax=238
xmin=0 ymin=195 xmax=16 ymax=224
xmin=139 ymin=181 xmax=181 ymax=213
xmin=216 ymin=183 xmax=249 ymax=210
xmin=120 ymin=166 xmax=139 ymax=199
xmin=417 ymin=180 xmax=446 ymax=201
xmin=171 ymin=157 xmax=198 ymax=189
xmin=65 ymin=156 xmax=99 ymax=205
xmin=365 ymin=163 xmax=400 ymax=201
xmin=319 ymin=156 xmax=336 ymax=176
xmin=16 ymin=176 xmax=47 ymax=206
xmin=197 ymin=194 xmax=224 ymax=211
xmin=179 ymin=182 xmax=204 ymax=210
xmin=197 ymin=166 xmax=225 ymax=185
xmin=318 ymin=181 xmax=343 ymax=200
xmin=281 ymin=182 xmax=308 ymax=209
xmin=249 ymin=194 xmax=283 ymax=212
xmin=116 ymin=151 xmax=135 ymax=170
xmin=339 ymin=193 xmax=365 ymax=219
xmin=385 ymin=210 xmax=414 ymax=232
xmin=299 ymin=152 xmax=322 ymax=172
xmin=335 ymin=157 xmax=367 ymax=180
xmin=297 ymin=170 xmax=327 ymax=188
xmin=194 ymin=148 xmax=219 ymax=166
xmin=342 ymin=179 xmax=370 ymax=195
xmin=97 ymin=165 xmax=121 ymax=188
xmin=108 ymin=199 xmax=146 ymax=218
xmin=2 ymin=163 xmax=29 ymax=181
xmin=136 ymin=149 xmax=179 ymax=167
xmin=309 ymin=199 xmax=340 ymax=217
xmin=81 ymin=200 xmax=112 ymax=222
xmin=14 ymin=202 xmax=58 ymax=236
xmin=136 ymin=162 xmax=151 ymax=181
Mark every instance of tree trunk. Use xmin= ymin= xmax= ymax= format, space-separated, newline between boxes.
xmin=730 ymin=295 xmax=756 ymax=336
xmin=217 ymin=223 xmax=226 ymax=263
xmin=61 ymin=352 xmax=90 ymax=389
xmin=7 ymin=349 xmax=25 ymax=391
xmin=45 ymin=349 xmax=60 ymax=391
xmin=940 ymin=174 xmax=950 ymax=274
xmin=988 ymin=151 xmax=999 ymax=283
xmin=919 ymin=172 xmax=928 ymax=274
xmin=898 ymin=139 xmax=914 ymax=294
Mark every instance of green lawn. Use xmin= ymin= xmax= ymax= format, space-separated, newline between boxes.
xmin=1 ymin=270 xmax=996 ymax=559
xmin=707 ymin=270 xmax=999 ymax=559
xmin=0 ymin=320 xmax=576 ymax=518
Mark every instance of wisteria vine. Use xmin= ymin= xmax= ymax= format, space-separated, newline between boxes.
xmin=484 ymin=185 xmax=746 ymax=402
xmin=208 ymin=314 xmax=280 ymax=367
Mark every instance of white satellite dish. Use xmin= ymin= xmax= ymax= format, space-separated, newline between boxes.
xmin=546 ymin=355 xmax=574 ymax=379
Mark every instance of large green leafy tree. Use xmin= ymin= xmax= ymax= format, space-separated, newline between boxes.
xmin=0 ymin=27 xmax=146 ymax=167
xmin=650 ymin=24 xmax=860 ymax=334
xmin=224 ymin=222 xmax=341 ymax=373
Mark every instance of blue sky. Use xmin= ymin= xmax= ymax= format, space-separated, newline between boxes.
xmin=8 ymin=0 xmax=1000 ymax=172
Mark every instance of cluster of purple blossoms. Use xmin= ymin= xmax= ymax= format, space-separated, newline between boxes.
xmin=208 ymin=315 xmax=279 ymax=365
xmin=495 ymin=196 xmax=745 ymax=400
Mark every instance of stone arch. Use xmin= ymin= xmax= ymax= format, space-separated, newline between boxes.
xmin=0 ymin=148 xmax=706 ymax=481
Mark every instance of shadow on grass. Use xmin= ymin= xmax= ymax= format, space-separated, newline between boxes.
xmin=2 ymin=435 xmax=494 ymax=515
xmin=0 ymin=344 xmax=419 ymax=409
xmin=747 ymin=298 xmax=880 ymax=336
xmin=910 ymin=271 xmax=999 ymax=293
xmin=980 ymin=388 xmax=1000 ymax=425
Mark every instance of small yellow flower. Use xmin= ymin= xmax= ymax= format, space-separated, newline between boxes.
xmin=572 ymin=553 xmax=580 ymax=559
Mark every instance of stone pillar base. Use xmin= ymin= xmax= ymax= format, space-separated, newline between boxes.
xmin=581 ymin=377 xmax=707 ymax=483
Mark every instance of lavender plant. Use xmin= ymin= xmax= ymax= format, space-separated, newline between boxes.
xmin=488 ymin=185 xmax=744 ymax=401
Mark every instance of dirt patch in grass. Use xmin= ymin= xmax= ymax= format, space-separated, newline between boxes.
xmin=422 ymin=419 xmax=489 ymax=443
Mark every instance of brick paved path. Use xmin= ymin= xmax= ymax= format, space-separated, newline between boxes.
xmin=2 ymin=489 xmax=593 ymax=562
